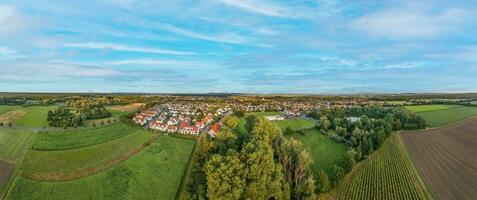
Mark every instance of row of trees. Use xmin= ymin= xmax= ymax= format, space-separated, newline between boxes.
xmin=184 ymin=116 xmax=318 ymax=200
xmin=311 ymin=106 xmax=425 ymax=161
xmin=47 ymin=108 xmax=84 ymax=128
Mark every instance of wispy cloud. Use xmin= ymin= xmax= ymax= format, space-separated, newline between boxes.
xmin=155 ymin=23 xmax=250 ymax=44
xmin=0 ymin=46 xmax=26 ymax=59
xmin=215 ymin=0 xmax=288 ymax=17
xmin=0 ymin=4 xmax=43 ymax=37
xmin=350 ymin=7 xmax=471 ymax=39
xmin=64 ymin=42 xmax=195 ymax=55
xmin=107 ymin=59 xmax=219 ymax=69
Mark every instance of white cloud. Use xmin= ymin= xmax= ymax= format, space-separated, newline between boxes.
xmin=0 ymin=5 xmax=42 ymax=37
xmin=215 ymin=0 xmax=288 ymax=17
xmin=1 ymin=60 xmax=121 ymax=78
xmin=107 ymin=59 xmax=219 ymax=69
xmin=350 ymin=8 xmax=471 ymax=38
xmin=0 ymin=46 xmax=26 ymax=59
xmin=156 ymin=23 xmax=250 ymax=44
xmin=64 ymin=42 xmax=194 ymax=55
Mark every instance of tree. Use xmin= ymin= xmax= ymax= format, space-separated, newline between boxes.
xmin=8 ymin=123 xmax=12 ymax=127
xmin=317 ymin=170 xmax=330 ymax=193
xmin=223 ymin=116 xmax=240 ymax=130
xmin=253 ymin=119 xmax=282 ymax=148
xmin=330 ymin=165 xmax=344 ymax=187
xmin=233 ymin=110 xmax=245 ymax=118
xmin=245 ymin=115 xmax=258 ymax=133
xmin=241 ymin=139 xmax=285 ymax=199
xmin=0 ymin=122 xmax=3 ymax=127
xmin=320 ymin=116 xmax=331 ymax=131
xmin=345 ymin=149 xmax=357 ymax=172
xmin=205 ymin=150 xmax=245 ymax=200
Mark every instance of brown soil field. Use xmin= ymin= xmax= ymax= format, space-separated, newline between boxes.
xmin=0 ymin=160 xmax=15 ymax=191
xmin=0 ymin=110 xmax=26 ymax=124
xmin=108 ymin=103 xmax=144 ymax=112
xmin=401 ymin=118 xmax=477 ymax=200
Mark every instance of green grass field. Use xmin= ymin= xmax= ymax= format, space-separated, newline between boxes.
xmin=245 ymin=111 xmax=281 ymax=118
xmin=333 ymin=134 xmax=430 ymax=200
xmin=0 ymin=106 xmax=19 ymax=115
xmin=21 ymin=130 xmax=154 ymax=173
xmin=385 ymin=101 xmax=408 ymax=105
xmin=404 ymin=104 xmax=456 ymax=113
xmin=407 ymin=105 xmax=477 ymax=127
xmin=286 ymin=129 xmax=348 ymax=176
xmin=32 ymin=123 xmax=140 ymax=151
xmin=13 ymin=106 xmax=56 ymax=127
xmin=6 ymin=136 xmax=195 ymax=200
xmin=274 ymin=119 xmax=315 ymax=131
xmin=471 ymin=101 xmax=477 ymax=105
xmin=0 ymin=128 xmax=34 ymax=163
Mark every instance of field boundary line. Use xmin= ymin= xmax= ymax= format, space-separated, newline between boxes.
xmin=404 ymin=115 xmax=477 ymax=133
xmin=18 ymin=134 xmax=160 ymax=182
xmin=397 ymin=132 xmax=435 ymax=200
xmin=1 ymin=131 xmax=36 ymax=200
xmin=175 ymin=136 xmax=198 ymax=200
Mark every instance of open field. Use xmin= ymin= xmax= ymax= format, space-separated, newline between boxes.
xmin=404 ymin=104 xmax=456 ymax=113
xmin=20 ymin=130 xmax=154 ymax=174
xmin=412 ymin=105 xmax=477 ymax=127
xmin=107 ymin=103 xmax=144 ymax=113
xmin=0 ymin=160 xmax=15 ymax=195
xmin=6 ymin=136 xmax=195 ymax=200
xmin=0 ymin=110 xmax=26 ymax=125
xmin=334 ymin=134 xmax=430 ymax=200
xmin=0 ymin=128 xmax=34 ymax=163
xmin=275 ymin=119 xmax=315 ymax=131
xmin=286 ymin=129 xmax=348 ymax=176
xmin=245 ymin=111 xmax=281 ymax=117
xmin=385 ymin=101 xmax=408 ymax=105
xmin=13 ymin=106 xmax=56 ymax=127
xmin=471 ymin=100 xmax=477 ymax=105
xmin=32 ymin=123 xmax=140 ymax=151
xmin=401 ymin=118 xmax=477 ymax=200
xmin=0 ymin=106 xmax=18 ymax=115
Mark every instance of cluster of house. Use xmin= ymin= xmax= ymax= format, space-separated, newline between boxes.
xmin=133 ymin=104 xmax=225 ymax=137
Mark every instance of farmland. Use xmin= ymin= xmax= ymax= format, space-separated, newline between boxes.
xmin=286 ymin=129 xmax=348 ymax=177
xmin=404 ymin=104 xmax=456 ymax=113
xmin=13 ymin=106 xmax=57 ymax=127
xmin=0 ymin=128 xmax=34 ymax=163
xmin=401 ymin=118 xmax=477 ymax=200
xmin=275 ymin=119 xmax=315 ymax=131
xmin=31 ymin=123 xmax=140 ymax=151
xmin=6 ymin=135 xmax=196 ymax=200
xmin=20 ymin=130 xmax=154 ymax=174
xmin=406 ymin=105 xmax=477 ymax=127
xmin=334 ymin=134 xmax=430 ymax=200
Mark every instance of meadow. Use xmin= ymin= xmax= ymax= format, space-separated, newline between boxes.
xmin=274 ymin=119 xmax=315 ymax=131
xmin=0 ymin=128 xmax=34 ymax=163
xmin=21 ymin=130 xmax=154 ymax=173
xmin=31 ymin=123 xmax=140 ymax=151
xmin=13 ymin=106 xmax=57 ymax=127
xmin=404 ymin=104 xmax=456 ymax=113
xmin=6 ymin=136 xmax=196 ymax=200
xmin=406 ymin=105 xmax=477 ymax=127
xmin=286 ymin=129 xmax=348 ymax=176
xmin=333 ymin=134 xmax=430 ymax=200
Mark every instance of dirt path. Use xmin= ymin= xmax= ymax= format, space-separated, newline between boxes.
xmin=0 ymin=161 xmax=15 ymax=192
xmin=401 ymin=118 xmax=477 ymax=200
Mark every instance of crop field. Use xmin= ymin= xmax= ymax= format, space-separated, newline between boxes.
xmin=385 ymin=101 xmax=408 ymax=105
xmin=32 ymin=123 xmax=140 ymax=151
xmin=274 ymin=119 xmax=315 ymax=131
xmin=0 ymin=128 xmax=34 ymax=163
xmin=401 ymin=118 xmax=477 ymax=200
xmin=0 ymin=110 xmax=26 ymax=125
xmin=411 ymin=105 xmax=477 ymax=127
xmin=20 ymin=130 xmax=154 ymax=174
xmin=107 ymin=103 xmax=144 ymax=113
xmin=404 ymin=104 xmax=456 ymax=113
xmin=0 ymin=160 xmax=15 ymax=194
xmin=334 ymin=134 xmax=430 ymax=200
xmin=286 ymin=129 xmax=348 ymax=176
xmin=6 ymin=136 xmax=195 ymax=200
xmin=0 ymin=106 xmax=20 ymax=115
xmin=13 ymin=106 xmax=56 ymax=127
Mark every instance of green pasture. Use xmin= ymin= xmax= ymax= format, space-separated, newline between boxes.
xmin=7 ymin=136 xmax=195 ymax=200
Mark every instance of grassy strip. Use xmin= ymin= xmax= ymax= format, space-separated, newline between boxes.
xmin=176 ymin=139 xmax=198 ymax=200
xmin=19 ymin=134 xmax=159 ymax=181
xmin=31 ymin=123 xmax=139 ymax=151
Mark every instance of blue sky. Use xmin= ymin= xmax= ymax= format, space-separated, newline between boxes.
xmin=1 ymin=0 xmax=477 ymax=93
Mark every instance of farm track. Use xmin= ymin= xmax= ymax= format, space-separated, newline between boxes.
xmin=401 ymin=118 xmax=477 ymax=200
xmin=18 ymin=134 xmax=159 ymax=182
xmin=0 ymin=161 xmax=15 ymax=192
